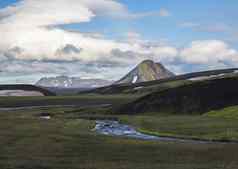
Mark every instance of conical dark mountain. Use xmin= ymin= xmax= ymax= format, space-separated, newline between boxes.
xmin=116 ymin=60 xmax=174 ymax=84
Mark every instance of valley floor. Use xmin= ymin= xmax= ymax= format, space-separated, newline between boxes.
xmin=1 ymin=116 xmax=238 ymax=169
xmin=1 ymin=95 xmax=238 ymax=169
xmin=121 ymin=113 xmax=238 ymax=142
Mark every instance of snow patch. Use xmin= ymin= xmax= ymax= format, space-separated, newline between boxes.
xmin=132 ymin=76 xmax=138 ymax=83
xmin=189 ymin=74 xmax=226 ymax=81
xmin=134 ymin=86 xmax=144 ymax=90
xmin=63 ymin=80 xmax=69 ymax=87
xmin=40 ymin=116 xmax=51 ymax=120
xmin=0 ymin=90 xmax=44 ymax=96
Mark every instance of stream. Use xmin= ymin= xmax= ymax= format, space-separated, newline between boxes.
xmin=93 ymin=120 xmax=160 ymax=140
xmin=93 ymin=120 xmax=236 ymax=144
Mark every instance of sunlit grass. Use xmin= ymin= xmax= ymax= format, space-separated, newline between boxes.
xmin=206 ymin=105 xmax=238 ymax=119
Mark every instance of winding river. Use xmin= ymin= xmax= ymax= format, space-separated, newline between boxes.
xmin=93 ymin=120 xmax=237 ymax=144
xmin=93 ymin=120 xmax=160 ymax=140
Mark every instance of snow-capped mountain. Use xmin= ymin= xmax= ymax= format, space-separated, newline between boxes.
xmin=36 ymin=76 xmax=113 ymax=88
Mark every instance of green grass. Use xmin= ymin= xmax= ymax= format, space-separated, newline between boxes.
xmin=88 ymin=68 xmax=238 ymax=95
xmin=1 ymin=110 xmax=238 ymax=169
xmin=1 ymin=95 xmax=238 ymax=168
xmin=206 ymin=105 xmax=238 ymax=119
xmin=120 ymin=76 xmax=238 ymax=114
xmin=120 ymin=115 xmax=238 ymax=141
xmin=0 ymin=94 xmax=140 ymax=108
xmin=124 ymin=80 xmax=190 ymax=95
xmin=5 ymin=101 xmax=238 ymax=142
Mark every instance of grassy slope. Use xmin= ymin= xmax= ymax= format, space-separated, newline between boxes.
xmin=2 ymin=90 xmax=238 ymax=142
xmin=1 ymin=109 xmax=238 ymax=169
xmin=0 ymin=94 xmax=140 ymax=108
xmin=84 ymin=79 xmax=189 ymax=95
xmin=4 ymin=101 xmax=238 ymax=142
xmin=206 ymin=105 xmax=238 ymax=119
xmin=120 ymin=76 xmax=238 ymax=114
xmin=84 ymin=68 xmax=238 ymax=95
xmin=121 ymin=115 xmax=238 ymax=141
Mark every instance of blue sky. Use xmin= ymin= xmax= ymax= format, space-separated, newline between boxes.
xmin=62 ymin=0 xmax=238 ymax=48
xmin=0 ymin=0 xmax=238 ymax=83
xmin=1 ymin=0 xmax=238 ymax=43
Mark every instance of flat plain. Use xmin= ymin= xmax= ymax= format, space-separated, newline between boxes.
xmin=1 ymin=94 xmax=238 ymax=169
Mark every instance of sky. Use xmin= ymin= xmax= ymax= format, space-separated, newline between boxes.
xmin=0 ymin=0 xmax=238 ymax=84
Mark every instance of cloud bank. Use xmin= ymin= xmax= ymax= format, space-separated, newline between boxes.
xmin=0 ymin=0 xmax=237 ymax=84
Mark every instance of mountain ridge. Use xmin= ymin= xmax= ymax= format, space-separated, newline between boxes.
xmin=119 ymin=76 xmax=238 ymax=114
xmin=0 ymin=84 xmax=55 ymax=96
xmin=36 ymin=76 xmax=113 ymax=88
xmin=115 ymin=60 xmax=174 ymax=84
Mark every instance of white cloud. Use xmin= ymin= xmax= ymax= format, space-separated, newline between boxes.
xmin=0 ymin=0 xmax=142 ymax=62
xmin=1 ymin=0 xmax=238 ymax=84
xmin=151 ymin=46 xmax=178 ymax=62
xmin=180 ymin=40 xmax=238 ymax=64
xmin=0 ymin=59 xmax=134 ymax=84
xmin=1 ymin=39 xmax=238 ymax=84
xmin=0 ymin=0 xmax=170 ymax=63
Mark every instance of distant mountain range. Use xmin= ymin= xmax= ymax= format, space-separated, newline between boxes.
xmin=36 ymin=76 xmax=113 ymax=88
xmin=36 ymin=60 xmax=174 ymax=88
xmin=115 ymin=60 xmax=174 ymax=84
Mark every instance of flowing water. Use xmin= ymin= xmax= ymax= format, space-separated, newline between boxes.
xmin=93 ymin=120 xmax=235 ymax=144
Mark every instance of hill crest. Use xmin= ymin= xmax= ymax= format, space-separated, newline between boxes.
xmin=115 ymin=60 xmax=174 ymax=84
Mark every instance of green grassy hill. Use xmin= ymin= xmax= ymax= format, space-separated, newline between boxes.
xmin=119 ymin=76 xmax=238 ymax=114
xmin=82 ymin=68 xmax=238 ymax=95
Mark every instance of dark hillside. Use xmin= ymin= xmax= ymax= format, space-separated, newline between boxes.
xmin=0 ymin=84 xmax=56 ymax=96
xmin=119 ymin=76 xmax=238 ymax=114
xmin=81 ymin=68 xmax=238 ymax=94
